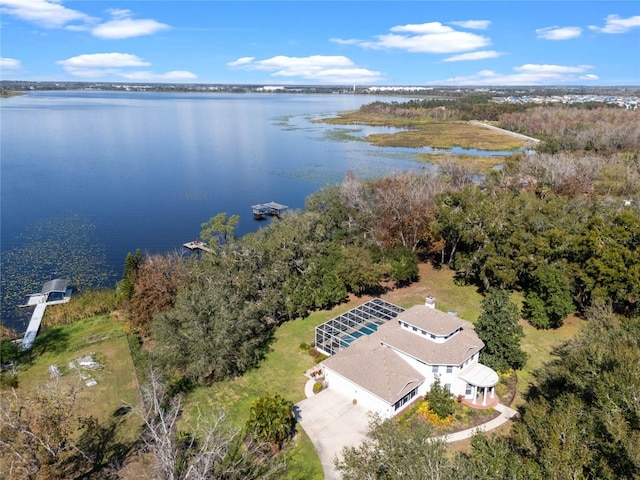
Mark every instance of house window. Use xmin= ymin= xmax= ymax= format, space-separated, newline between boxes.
xmin=465 ymin=384 xmax=473 ymax=395
xmin=393 ymin=387 xmax=418 ymax=411
xmin=445 ymin=383 xmax=451 ymax=391
xmin=446 ymin=365 xmax=453 ymax=374
xmin=432 ymin=365 xmax=439 ymax=374
xmin=412 ymin=326 xmax=417 ymax=332
xmin=430 ymin=334 xmax=436 ymax=339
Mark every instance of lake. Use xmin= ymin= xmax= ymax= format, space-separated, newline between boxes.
xmin=2 ymin=90 xmax=432 ymax=329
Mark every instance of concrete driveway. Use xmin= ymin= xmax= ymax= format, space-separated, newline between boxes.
xmin=295 ymin=388 xmax=371 ymax=480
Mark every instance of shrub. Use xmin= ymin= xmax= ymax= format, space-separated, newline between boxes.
xmin=417 ymin=401 xmax=454 ymax=427
xmin=313 ymin=382 xmax=324 ymax=394
xmin=298 ymin=342 xmax=311 ymax=353
xmin=427 ymin=377 xmax=455 ymax=419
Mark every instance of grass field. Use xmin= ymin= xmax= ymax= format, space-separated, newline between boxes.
xmin=320 ymin=111 xmax=526 ymax=151
xmin=16 ymin=315 xmax=142 ymax=443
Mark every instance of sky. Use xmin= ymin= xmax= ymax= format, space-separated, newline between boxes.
xmin=1 ymin=1 xmax=639 ymax=86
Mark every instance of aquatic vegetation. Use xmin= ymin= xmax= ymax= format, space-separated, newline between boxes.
xmin=0 ymin=215 xmax=116 ymax=329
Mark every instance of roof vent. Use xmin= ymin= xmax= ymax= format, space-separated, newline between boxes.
xmin=425 ymin=296 xmax=436 ymax=309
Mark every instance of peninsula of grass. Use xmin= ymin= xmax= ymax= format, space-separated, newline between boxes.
xmin=318 ymin=110 xmax=526 ymax=170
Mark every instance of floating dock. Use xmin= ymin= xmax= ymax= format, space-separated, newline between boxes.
xmin=20 ymin=279 xmax=72 ymax=350
xmin=183 ymin=240 xmax=213 ymax=253
xmin=252 ymin=201 xmax=288 ymax=219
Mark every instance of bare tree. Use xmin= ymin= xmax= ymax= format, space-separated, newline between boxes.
xmin=0 ymin=384 xmax=89 ymax=480
xmin=130 ymin=368 xmax=287 ymax=480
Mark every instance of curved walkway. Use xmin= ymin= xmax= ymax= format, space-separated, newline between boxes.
xmin=297 ymin=378 xmax=519 ymax=480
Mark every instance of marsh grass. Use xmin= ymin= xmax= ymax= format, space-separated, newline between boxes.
xmin=319 ymin=111 xmax=525 ymax=154
xmin=44 ymin=289 xmax=119 ymax=326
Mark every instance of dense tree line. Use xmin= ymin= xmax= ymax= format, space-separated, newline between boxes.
xmin=137 ymin=161 xmax=639 ymax=391
xmin=499 ymin=106 xmax=640 ymax=154
xmin=434 ymin=186 xmax=639 ymax=320
xmin=359 ymin=97 xmax=531 ymax=121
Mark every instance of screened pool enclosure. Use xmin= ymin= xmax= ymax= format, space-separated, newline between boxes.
xmin=315 ymin=298 xmax=405 ymax=356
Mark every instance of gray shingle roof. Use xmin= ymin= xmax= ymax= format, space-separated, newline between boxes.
xmin=395 ymin=305 xmax=465 ymax=336
xmin=376 ymin=319 xmax=483 ymax=365
xmin=322 ymin=334 xmax=424 ymax=404
xmin=321 ymin=304 xmax=486 ymax=405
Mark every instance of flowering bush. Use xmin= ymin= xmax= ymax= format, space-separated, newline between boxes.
xmin=417 ymin=400 xmax=454 ymax=427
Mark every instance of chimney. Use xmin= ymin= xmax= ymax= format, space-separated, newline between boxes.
xmin=425 ymin=296 xmax=436 ymax=309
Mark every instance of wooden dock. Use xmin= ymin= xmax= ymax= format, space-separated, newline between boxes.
xmin=252 ymin=201 xmax=288 ymax=219
xmin=183 ymin=240 xmax=213 ymax=253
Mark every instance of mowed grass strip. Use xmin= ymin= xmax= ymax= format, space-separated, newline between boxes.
xmin=17 ymin=315 xmax=142 ymax=442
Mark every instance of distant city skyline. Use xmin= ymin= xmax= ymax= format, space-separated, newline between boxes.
xmin=1 ymin=1 xmax=639 ymax=86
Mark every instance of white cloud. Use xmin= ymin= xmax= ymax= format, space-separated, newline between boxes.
xmin=228 ymin=55 xmax=382 ymax=84
xmin=0 ymin=57 xmax=23 ymax=69
xmin=0 ymin=0 xmax=96 ymax=29
xmin=120 ymin=71 xmax=197 ymax=81
xmin=514 ymin=64 xmax=593 ymax=74
xmin=92 ymin=9 xmax=170 ymax=39
xmin=57 ymin=52 xmax=196 ymax=81
xmin=336 ymin=22 xmax=491 ymax=54
xmin=226 ymin=57 xmax=255 ymax=67
xmin=428 ymin=64 xmax=598 ymax=86
xmin=329 ymin=37 xmax=361 ymax=45
xmin=536 ymin=26 xmax=582 ymax=40
xmin=0 ymin=1 xmax=169 ymax=39
xmin=589 ymin=14 xmax=640 ymax=34
xmin=390 ymin=22 xmax=454 ymax=34
xmin=450 ymin=20 xmax=491 ymax=30
xmin=443 ymin=50 xmax=503 ymax=62
xmin=58 ymin=53 xmax=151 ymax=69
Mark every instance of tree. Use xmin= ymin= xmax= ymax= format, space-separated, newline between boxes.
xmin=200 ymin=213 xmax=240 ymax=246
xmin=334 ymin=244 xmax=386 ymax=294
xmin=131 ymin=369 xmax=287 ymax=480
xmin=0 ymin=384 xmax=86 ymax=480
xmin=521 ymin=264 xmax=574 ymax=329
xmin=453 ymin=432 xmax=541 ymax=480
xmin=245 ymin=394 xmax=296 ymax=449
xmin=116 ymin=249 xmax=144 ymax=302
xmin=130 ymin=252 xmax=184 ymax=334
xmin=475 ymin=290 xmax=527 ymax=372
xmin=335 ymin=415 xmax=451 ymax=479
xmin=426 ymin=377 xmax=454 ymax=419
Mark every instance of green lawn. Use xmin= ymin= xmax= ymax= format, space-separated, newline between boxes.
xmin=16 ymin=315 xmax=142 ymax=443
xmin=516 ymin=314 xmax=585 ymax=404
xmin=184 ymin=307 xmax=357 ymax=480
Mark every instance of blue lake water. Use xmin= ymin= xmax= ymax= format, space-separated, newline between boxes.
xmin=0 ymin=91 xmax=516 ymax=330
xmin=1 ymin=91 xmax=431 ymax=328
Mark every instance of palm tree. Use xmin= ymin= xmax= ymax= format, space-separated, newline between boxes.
xmin=246 ymin=394 xmax=295 ymax=449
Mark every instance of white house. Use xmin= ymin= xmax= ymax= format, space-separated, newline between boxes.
xmin=319 ymin=297 xmax=499 ymax=418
